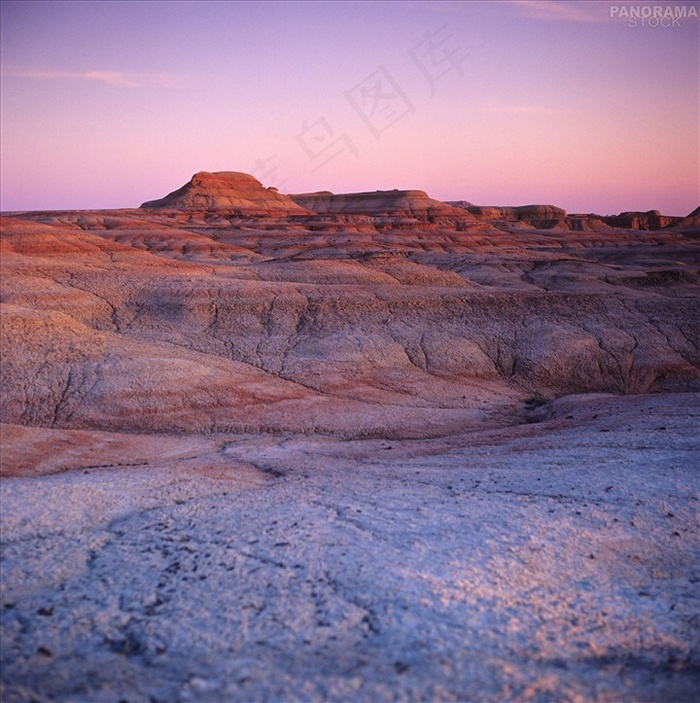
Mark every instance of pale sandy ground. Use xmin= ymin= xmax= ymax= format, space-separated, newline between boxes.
xmin=1 ymin=392 xmax=698 ymax=703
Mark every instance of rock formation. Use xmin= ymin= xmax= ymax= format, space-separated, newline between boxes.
xmin=459 ymin=203 xmax=567 ymax=220
xmin=141 ymin=171 xmax=311 ymax=215
xmin=671 ymin=205 xmax=700 ymax=233
xmin=463 ymin=204 xmax=568 ymax=229
xmin=602 ymin=210 xmax=682 ymax=230
xmin=290 ymin=189 xmax=471 ymax=222
xmin=446 ymin=201 xmax=692 ymax=232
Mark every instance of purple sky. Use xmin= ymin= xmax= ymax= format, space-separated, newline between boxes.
xmin=1 ymin=0 xmax=698 ymax=215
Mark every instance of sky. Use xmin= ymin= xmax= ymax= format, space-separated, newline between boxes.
xmin=1 ymin=0 xmax=698 ymax=215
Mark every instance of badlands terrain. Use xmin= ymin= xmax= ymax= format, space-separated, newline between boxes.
xmin=1 ymin=171 xmax=699 ymax=702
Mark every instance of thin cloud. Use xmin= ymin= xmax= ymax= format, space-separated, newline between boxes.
xmin=79 ymin=70 xmax=140 ymax=87
xmin=507 ymin=1 xmax=608 ymax=23
xmin=2 ymin=66 xmax=182 ymax=88
xmin=424 ymin=0 xmax=608 ymax=22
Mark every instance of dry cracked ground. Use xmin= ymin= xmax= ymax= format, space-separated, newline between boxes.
xmin=1 ymin=207 xmax=699 ymax=702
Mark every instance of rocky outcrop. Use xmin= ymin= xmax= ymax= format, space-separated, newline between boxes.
xmin=564 ymin=215 xmax=616 ymax=233
xmin=602 ymin=210 xmax=682 ymax=230
xmin=468 ymin=204 xmax=568 ymax=221
xmin=290 ymin=189 xmax=471 ymax=222
xmin=448 ymin=203 xmax=569 ymax=229
xmin=448 ymin=202 xmax=693 ymax=232
xmin=138 ymin=173 xmax=692 ymax=233
xmin=665 ymin=206 xmax=700 ymax=234
xmin=140 ymin=171 xmax=311 ymax=215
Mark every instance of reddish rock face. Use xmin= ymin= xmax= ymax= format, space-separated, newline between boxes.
xmin=289 ymin=189 xmax=471 ymax=222
xmin=602 ymin=211 xmax=682 ymax=230
xmin=140 ymin=171 xmax=311 ymax=214
xmin=138 ymin=171 xmax=694 ymax=232
xmin=465 ymin=204 xmax=568 ymax=220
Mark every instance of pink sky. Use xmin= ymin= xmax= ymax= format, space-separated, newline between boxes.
xmin=1 ymin=0 xmax=698 ymax=215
